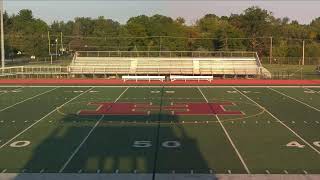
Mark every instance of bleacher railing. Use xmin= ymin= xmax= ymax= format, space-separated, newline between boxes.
xmin=76 ymin=51 xmax=256 ymax=58
xmin=0 ymin=66 xmax=69 ymax=77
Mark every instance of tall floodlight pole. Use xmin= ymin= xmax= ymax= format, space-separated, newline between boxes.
xmin=1 ymin=0 xmax=5 ymax=68
xmin=302 ymin=39 xmax=305 ymax=66
xmin=60 ymin=32 xmax=63 ymax=52
xmin=55 ymin=38 xmax=58 ymax=60
xmin=269 ymin=36 xmax=273 ymax=64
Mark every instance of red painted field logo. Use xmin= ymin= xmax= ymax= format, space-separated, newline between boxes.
xmin=78 ymin=102 xmax=243 ymax=116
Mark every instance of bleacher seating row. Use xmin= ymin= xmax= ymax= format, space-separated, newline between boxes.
xmin=68 ymin=51 xmax=271 ymax=78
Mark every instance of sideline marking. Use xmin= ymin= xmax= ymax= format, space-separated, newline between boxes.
xmin=1 ymin=85 xmax=320 ymax=88
xmin=0 ymin=87 xmax=58 ymax=112
xmin=198 ymin=87 xmax=251 ymax=174
xmin=269 ymin=88 xmax=320 ymax=112
xmin=0 ymin=87 xmax=24 ymax=96
xmin=304 ymin=87 xmax=320 ymax=93
xmin=59 ymin=87 xmax=129 ymax=173
xmin=0 ymin=87 xmax=94 ymax=149
xmin=234 ymin=87 xmax=320 ymax=155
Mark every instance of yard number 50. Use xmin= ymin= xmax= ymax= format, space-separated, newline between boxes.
xmin=133 ymin=140 xmax=181 ymax=148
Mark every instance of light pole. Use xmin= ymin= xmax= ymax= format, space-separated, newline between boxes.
xmin=302 ymin=39 xmax=305 ymax=66
xmin=269 ymin=36 xmax=273 ymax=64
xmin=1 ymin=0 xmax=5 ymax=68
xmin=55 ymin=38 xmax=58 ymax=60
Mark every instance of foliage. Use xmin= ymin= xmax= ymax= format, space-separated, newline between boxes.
xmin=3 ymin=7 xmax=320 ymax=60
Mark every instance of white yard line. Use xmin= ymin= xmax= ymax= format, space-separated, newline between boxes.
xmin=268 ymin=87 xmax=320 ymax=112
xmin=233 ymin=87 xmax=320 ymax=155
xmin=0 ymin=87 xmax=94 ymax=149
xmin=59 ymin=87 xmax=129 ymax=173
xmin=0 ymin=87 xmax=58 ymax=112
xmin=58 ymin=116 xmax=103 ymax=173
xmin=197 ymin=87 xmax=251 ymax=174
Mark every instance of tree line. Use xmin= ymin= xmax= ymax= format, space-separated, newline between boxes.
xmin=2 ymin=6 xmax=320 ymax=62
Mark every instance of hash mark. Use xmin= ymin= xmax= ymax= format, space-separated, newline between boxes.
xmin=227 ymin=170 xmax=231 ymax=174
xmin=284 ymin=170 xmax=288 ymax=174
xmin=303 ymin=170 xmax=308 ymax=174
xmin=266 ymin=170 xmax=270 ymax=174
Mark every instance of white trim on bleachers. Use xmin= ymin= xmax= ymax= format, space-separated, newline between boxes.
xmin=170 ymin=75 xmax=213 ymax=82
xmin=122 ymin=76 xmax=165 ymax=82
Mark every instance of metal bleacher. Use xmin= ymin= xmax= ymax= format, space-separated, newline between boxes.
xmin=68 ymin=51 xmax=271 ymax=78
xmin=0 ymin=51 xmax=271 ymax=79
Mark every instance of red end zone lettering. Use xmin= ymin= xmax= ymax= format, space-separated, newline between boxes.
xmin=78 ymin=102 xmax=156 ymax=115
xmin=163 ymin=102 xmax=243 ymax=115
xmin=78 ymin=102 xmax=243 ymax=116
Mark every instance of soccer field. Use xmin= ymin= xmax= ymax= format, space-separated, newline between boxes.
xmin=0 ymin=85 xmax=320 ymax=178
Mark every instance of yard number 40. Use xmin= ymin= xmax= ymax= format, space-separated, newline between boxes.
xmin=286 ymin=141 xmax=320 ymax=148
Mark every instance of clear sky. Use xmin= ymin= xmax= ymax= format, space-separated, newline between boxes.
xmin=4 ymin=0 xmax=320 ymax=25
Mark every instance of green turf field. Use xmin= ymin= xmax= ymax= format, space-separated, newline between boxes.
xmin=0 ymin=85 xmax=319 ymax=177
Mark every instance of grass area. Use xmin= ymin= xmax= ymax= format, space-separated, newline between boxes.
xmin=263 ymin=64 xmax=319 ymax=79
xmin=0 ymin=86 xmax=319 ymax=177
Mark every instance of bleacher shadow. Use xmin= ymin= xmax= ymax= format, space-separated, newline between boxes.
xmin=11 ymin=112 xmax=218 ymax=180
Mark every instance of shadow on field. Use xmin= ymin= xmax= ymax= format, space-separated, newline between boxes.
xmin=12 ymin=112 xmax=217 ymax=180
